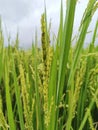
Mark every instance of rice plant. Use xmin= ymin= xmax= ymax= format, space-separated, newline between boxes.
xmin=0 ymin=0 xmax=98 ymax=130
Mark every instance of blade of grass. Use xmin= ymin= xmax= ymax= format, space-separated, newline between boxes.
xmin=48 ymin=1 xmax=63 ymax=129
xmin=34 ymin=31 xmax=43 ymax=130
xmin=48 ymin=45 xmax=58 ymax=130
xmin=12 ymin=52 xmax=25 ymax=130
xmin=4 ymin=52 xmax=16 ymax=130
xmin=55 ymin=1 xmax=77 ymax=129
xmin=57 ymin=0 xmax=77 ymax=104
xmin=0 ymin=19 xmax=4 ymax=83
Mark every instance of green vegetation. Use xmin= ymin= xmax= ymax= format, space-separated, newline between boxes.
xmin=0 ymin=0 xmax=98 ymax=130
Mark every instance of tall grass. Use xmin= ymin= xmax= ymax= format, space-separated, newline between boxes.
xmin=0 ymin=0 xmax=98 ymax=130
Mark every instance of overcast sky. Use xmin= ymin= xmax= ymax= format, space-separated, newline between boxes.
xmin=0 ymin=0 xmax=98 ymax=48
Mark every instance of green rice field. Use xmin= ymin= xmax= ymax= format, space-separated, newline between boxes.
xmin=0 ymin=0 xmax=98 ymax=130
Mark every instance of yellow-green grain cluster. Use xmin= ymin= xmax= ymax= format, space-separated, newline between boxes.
xmin=19 ymin=63 xmax=34 ymax=130
xmin=41 ymin=13 xmax=53 ymax=127
xmin=0 ymin=95 xmax=9 ymax=130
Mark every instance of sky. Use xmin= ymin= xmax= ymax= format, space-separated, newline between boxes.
xmin=0 ymin=0 xmax=98 ymax=48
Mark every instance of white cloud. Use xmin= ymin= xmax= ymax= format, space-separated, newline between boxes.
xmin=0 ymin=0 xmax=98 ymax=48
xmin=0 ymin=0 xmax=32 ymax=22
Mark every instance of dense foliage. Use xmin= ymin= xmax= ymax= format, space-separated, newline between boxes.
xmin=0 ymin=0 xmax=98 ymax=130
